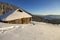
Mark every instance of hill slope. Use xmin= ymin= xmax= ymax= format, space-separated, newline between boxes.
xmin=0 ymin=2 xmax=19 ymax=15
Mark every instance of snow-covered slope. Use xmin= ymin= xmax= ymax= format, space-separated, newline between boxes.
xmin=0 ymin=21 xmax=60 ymax=40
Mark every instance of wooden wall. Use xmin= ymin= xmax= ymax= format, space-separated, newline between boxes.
xmin=3 ymin=17 xmax=32 ymax=24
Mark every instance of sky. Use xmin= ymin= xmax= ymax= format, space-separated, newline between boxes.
xmin=0 ymin=0 xmax=60 ymax=15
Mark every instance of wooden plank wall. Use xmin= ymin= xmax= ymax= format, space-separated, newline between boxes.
xmin=3 ymin=17 xmax=32 ymax=24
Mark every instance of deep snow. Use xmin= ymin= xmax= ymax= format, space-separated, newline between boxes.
xmin=0 ymin=21 xmax=60 ymax=40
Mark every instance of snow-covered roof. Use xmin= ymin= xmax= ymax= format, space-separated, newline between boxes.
xmin=0 ymin=9 xmax=32 ymax=21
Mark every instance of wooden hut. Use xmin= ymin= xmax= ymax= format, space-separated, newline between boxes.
xmin=0 ymin=9 xmax=32 ymax=24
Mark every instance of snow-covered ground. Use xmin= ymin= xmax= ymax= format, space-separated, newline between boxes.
xmin=0 ymin=21 xmax=60 ymax=40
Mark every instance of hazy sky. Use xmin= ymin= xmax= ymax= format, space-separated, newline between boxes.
xmin=0 ymin=0 xmax=60 ymax=15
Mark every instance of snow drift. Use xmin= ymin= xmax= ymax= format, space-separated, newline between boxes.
xmin=0 ymin=21 xmax=60 ymax=40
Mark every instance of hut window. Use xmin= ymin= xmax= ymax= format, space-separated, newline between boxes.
xmin=18 ymin=9 xmax=23 ymax=12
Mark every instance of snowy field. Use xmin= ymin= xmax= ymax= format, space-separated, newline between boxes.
xmin=0 ymin=21 xmax=60 ymax=40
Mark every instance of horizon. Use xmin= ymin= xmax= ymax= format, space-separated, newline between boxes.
xmin=0 ymin=0 xmax=60 ymax=15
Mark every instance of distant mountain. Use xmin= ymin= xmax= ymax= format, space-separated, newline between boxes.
xmin=35 ymin=15 xmax=60 ymax=20
xmin=43 ymin=15 xmax=60 ymax=20
xmin=32 ymin=15 xmax=60 ymax=24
